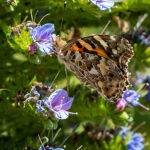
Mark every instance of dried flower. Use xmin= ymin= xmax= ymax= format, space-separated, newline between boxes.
xmin=30 ymin=23 xmax=55 ymax=55
xmin=28 ymin=43 xmax=38 ymax=54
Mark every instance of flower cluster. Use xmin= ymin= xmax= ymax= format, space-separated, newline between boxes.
xmin=24 ymin=83 xmax=52 ymax=102
xmin=116 ymin=90 xmax=149 ymax=111
xmin=36 ymin=89 xmax=77 ymax=120
xmin=119 ymin=127 xmax=144 ymax=150
xmin=29 ymin=23 xmax=55 ymax=55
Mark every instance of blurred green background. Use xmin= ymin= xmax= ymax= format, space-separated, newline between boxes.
xmin=1 ymin=0 xmax=150 ymax=149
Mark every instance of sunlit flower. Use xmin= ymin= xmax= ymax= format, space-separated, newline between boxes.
xmin=30 ymin=23 xmax=55 ymax=55
xmin=36 ymin=89 xmax=77 ymax=119
xmin=90 ymin=0 xmax=123 ymax=10
xmin=119 ymin=127 xmax=144 ymax=150
xmin=44 ymin=89 xmax=77 ymax=119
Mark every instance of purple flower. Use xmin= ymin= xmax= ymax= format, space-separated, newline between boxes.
xmin=30 ymin=23 xmax=55 ymax=55
xmin=44 ymin=89 xmax=77 ymax=120
xmin=119 ymin=127 xmax=144 ymax=150
xmin=90 ymin=0 xmax=122 ymax=10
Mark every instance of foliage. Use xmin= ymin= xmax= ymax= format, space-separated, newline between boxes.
xmin=0 ymin=0 xmax=150 ymax=149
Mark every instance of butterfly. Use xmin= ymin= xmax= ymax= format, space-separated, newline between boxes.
xmin=55 ymin=34 xmax=134 ymax=101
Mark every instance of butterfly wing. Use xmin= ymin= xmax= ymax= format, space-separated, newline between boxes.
xmin=58 ymin=35 xmax=133 ymax=101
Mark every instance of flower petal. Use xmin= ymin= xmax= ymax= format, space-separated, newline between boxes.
xmin=36 ymin=100 xmax=45 ymax=112
xmin=30 ymin=23 xmax=55 ymax=42
xmin=54 ymin=110 xmax=69 ymax=120
xmin=90 ymin=0 xmax=115 ymax=10
xmin=36 ymin=42 xmax=54 ymax=55
xmin=61 ymin=97 xmax=74 ymax=110
xmin=46 ymin=89 xmax=70 ymax=110
xmin=123 ymin=90 xmax=141 ymax=106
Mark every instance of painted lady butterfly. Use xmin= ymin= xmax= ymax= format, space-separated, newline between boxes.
xmin=55 ymin=34 xmax=134 ymax=101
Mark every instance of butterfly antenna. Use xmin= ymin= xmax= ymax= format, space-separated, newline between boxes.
xmin=38 ymin=13 xmax=50 ymax=25
xmin=100 ymin=20 xmax=111 ymax=34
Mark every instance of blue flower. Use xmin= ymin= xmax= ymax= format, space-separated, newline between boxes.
xmin=123 ymin=90 xmax=149 ymax=110
xmin=90 ymin=0 xmax=122 ymax=10
xmin=116 ymin=90 xmax=149 ymax=110
xmin=119 ymin=127 xmax=130 ymax=141
xmin=127 ymin=133 xmax=144 ymax=150
xmin=122 ymin=90 xmax=141 ymax=106
xmin=39 ymin=146 xmax=64 ymax=150
xmin=36 ymin=100 xmax=46 ymax=112
xmin=30 ymin=23 xmax=55 ymax=55
xmin=119 ymin=127 xmax=144 ymax=150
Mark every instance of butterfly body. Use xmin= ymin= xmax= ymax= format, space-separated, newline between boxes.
xmin=57 ymin=34 xmax=133 ymax=101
